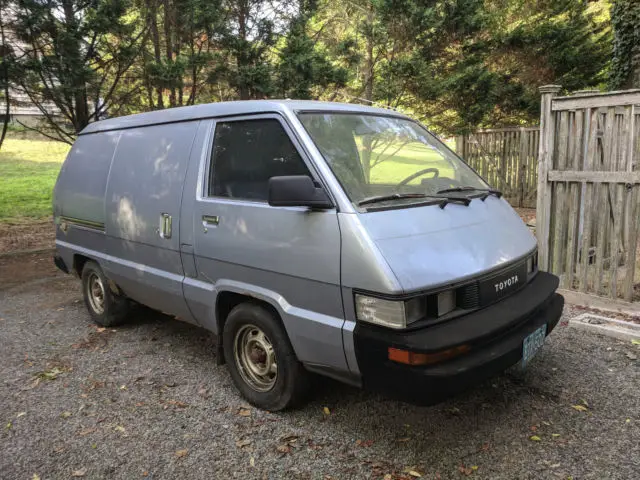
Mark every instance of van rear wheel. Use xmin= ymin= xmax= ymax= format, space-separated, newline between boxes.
xmin=223 ymin=303 xmax=309 ymax=411
xmin=81 ymin=261 xmax=130 ymax=327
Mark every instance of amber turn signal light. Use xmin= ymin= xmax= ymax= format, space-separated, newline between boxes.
xmin=388 ymin=345 xmax=470 ymax=366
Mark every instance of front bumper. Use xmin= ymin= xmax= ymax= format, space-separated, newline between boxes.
xmin=353 ymin=271 xmax=563 ymax=405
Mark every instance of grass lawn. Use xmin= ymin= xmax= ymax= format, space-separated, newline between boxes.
xmin=354 ymin=136 xmax=456 ymax=186
xmin=0 ymin=136 xmax=70 ymax=222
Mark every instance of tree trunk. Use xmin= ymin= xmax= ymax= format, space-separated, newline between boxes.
xmin=148 ymin=0 xmax=164 ymax=108
xmin=363 ymin=4 xmax=374 ymax=103
xmin=0 ymin=13 xmax=10 ymax=151
xmin=360 ymin=3 xmax=375 ymax=181
xmin=237 ymin=0 xmax=250 ymax=100
xmin=62 ymin=0 xmax=89 ymax=132
xmin=163 ymin=0 xmax=176 ymax=107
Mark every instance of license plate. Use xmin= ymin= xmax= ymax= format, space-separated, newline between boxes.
xmin=522 ymin=324 xmax=547 ymax=368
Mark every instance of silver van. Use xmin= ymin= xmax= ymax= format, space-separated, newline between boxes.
xmin=52 ymin=101 xmax=563 ymax=410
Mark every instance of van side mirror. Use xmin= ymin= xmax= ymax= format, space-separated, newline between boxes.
xmin=268 ymin=176 xmax=333 ymax=209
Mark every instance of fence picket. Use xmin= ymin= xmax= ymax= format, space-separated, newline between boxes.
xmin=565 ymin=110 xmax=582 ymax=290
xmin=552 ymin=112 xmax=569 ymax=282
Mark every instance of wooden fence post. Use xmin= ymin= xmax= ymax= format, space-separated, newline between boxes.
xmin=517 ymin=127 xmax=527 ymax=207
xmin=537 ymin=84 xmax=562 ymax=271
xmin=455 ymin=135 xmax=465 ymax=158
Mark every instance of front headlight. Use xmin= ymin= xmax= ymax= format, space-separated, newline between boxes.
xmin=355 ymin=294 xmax=426 ymax=329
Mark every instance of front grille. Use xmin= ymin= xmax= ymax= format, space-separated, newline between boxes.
xmin=456 ymin=283 xmax=479 ymax=309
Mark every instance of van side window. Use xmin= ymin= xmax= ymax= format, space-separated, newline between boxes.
xmin=208 ymin=119 xmax=311 ymax=201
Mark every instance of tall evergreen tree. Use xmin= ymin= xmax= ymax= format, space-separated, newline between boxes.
xmin=276 ymin=0 xmax=348 ymax=99
xmin=11 ymin=0 xmax=145 ymax=142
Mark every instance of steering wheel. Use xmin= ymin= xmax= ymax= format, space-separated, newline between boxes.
xmin=397 ymin=168 xmax=439 ymax=187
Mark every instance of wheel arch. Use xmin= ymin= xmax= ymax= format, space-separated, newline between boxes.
xmin=214 ymin=283 xmax=292 ymax=366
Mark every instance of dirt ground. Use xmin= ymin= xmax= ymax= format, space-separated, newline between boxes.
xmin=0 ymin=220 xmax=55 ymax=253
xmin=1 ymin=252 xmax=639 ymax=480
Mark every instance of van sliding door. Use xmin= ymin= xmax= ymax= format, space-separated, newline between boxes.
xmin=103 ymin=121 xmax=197 ymax=322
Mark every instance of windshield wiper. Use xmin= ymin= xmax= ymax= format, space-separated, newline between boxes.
xmin=436 ymin=186 xmax=503 ymax=200
xmin=358 ymin=192 xmax=471 ymax=209
xmin=358 ymin=193 xmax=430 ymax=206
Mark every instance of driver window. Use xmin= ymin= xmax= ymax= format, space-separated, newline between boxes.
xmin=208 ymin=119 xmax=311 ymax=201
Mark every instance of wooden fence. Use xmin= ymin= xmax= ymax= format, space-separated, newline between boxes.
xmin=456 ymin=127 xmax=540 ymax=208
xmin=537 ymin=86 xmax=640 ymax=304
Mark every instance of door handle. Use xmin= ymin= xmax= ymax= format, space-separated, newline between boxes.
xmin=202 ymin=215 xmax=219 ymax=232
xmin=158 ymin=213 xmax=172 ymax=239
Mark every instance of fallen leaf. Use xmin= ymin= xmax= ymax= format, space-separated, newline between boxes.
xmin=572 ymin=405 xmax=588 ymax=412
xmin=323 ymin=407 xmax=331 ymax=415
xmin=250 ymin=457 xmax=255 ymax=467
xmin=175 ymin=449 xmax=189 ymax=458
xmin=276 ymin=444 xmax=291 ymax=454
xmin=632 ymin=339 xmax=640 ymax=345
xmin=61 ymin=411 xmax=72 ymax=418
xmin=16 ymin=412 xmax=26 ymax=418
xmin=32 ymin=475 xmax=40 ymax=480
xmin=471 ymin=466 xmax=479 ymax=471
xmin=356 ymin=439 xmax=374 ymax=447
xmin=280 ymin=435 xmax=299 ymax=444
xmin=552 ymin=433 xmax=561 ymax=437
xmin=96 ymin=327 xmax=106 ymax=333
xmin=142 ymin=471 xmax=149 ymax=477
xmin=114 ymin=425 xmax=126 ymax=433
xmin=34 ymin=367 xmax=65 ymax=381
xmin=459 ymin=465 xmax=473 ymax=476
xmin=236 ymin=439 xmax=251 ymax=448
xmin=71 ymin=467 xmax=87 ymax=477
xmin=6 ymin=422 xmax=12 ymax=430
xmin=91 ymin=444 xmax=97 ymax=449
xmin=120 ymin=385 xmax=127 ymax=390
xmin=407 ymin=470 xmax=422 ymax=478
xmin=237 ymin=407 xmax=251 ymax=417
xmin=530 ymin=435 xmax=542 ymax=441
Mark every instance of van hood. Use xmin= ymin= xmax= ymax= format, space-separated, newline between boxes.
xmin=358 ymin=197 xmax=536 ymax=292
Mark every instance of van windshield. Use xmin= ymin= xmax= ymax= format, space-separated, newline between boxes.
xmin=297 ymin=113 xmax=488 ymax=207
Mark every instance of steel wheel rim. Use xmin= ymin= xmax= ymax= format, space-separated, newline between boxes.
xmin=233 ymin=324 xmax=277 ymax=392
xmin=86 ymin=272 xmax=105 ymax=315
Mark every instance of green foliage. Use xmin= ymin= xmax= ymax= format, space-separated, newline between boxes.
xmin=2 ymin=0 xmax=618 ymax=137
xmin=276 ymin=5 xmax=348 ymax=99
xmin=11 ymin=0 xmax=143 ymax=141
xmin=610 ymin=0 xmax=640 ymax=89
xmin=375 ymin=0 xmax=611 ymax=133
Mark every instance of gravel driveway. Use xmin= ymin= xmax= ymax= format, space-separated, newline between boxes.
xmin=1 ymin=253 xmax=639 ymax=480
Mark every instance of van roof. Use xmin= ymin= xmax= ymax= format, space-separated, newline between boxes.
xmin=80 ymin=100 xmax=409 ymax=135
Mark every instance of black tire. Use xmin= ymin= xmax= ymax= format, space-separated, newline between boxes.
xmin=223 ymin=303 xmax=310 ymax=411
xmin=81 ymin=261 xmax=130 ymax=327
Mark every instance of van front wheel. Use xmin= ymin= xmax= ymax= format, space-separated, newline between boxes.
xmin=223 ymin=303 xmax=309 ymax=411
xmin=81 ymin=261 xmax=130 ymax=327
